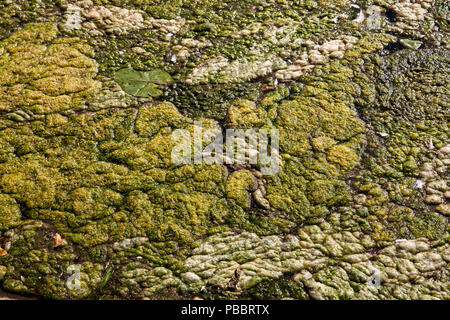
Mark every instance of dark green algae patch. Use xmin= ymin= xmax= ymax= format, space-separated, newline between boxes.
xmin=0 ymin=0 xmax=449 ymax=300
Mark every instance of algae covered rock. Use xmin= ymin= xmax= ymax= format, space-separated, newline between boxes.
xmin=0 ymin=0 xmax=448 ymax=300
xmin=0 ymin=22 xmax=100 ymax=119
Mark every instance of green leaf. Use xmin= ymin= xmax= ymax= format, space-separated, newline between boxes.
xmin=114 ymin=67 xmax=173 ymax=97
xmin=399 ymin=39 xmax=422 ymax=50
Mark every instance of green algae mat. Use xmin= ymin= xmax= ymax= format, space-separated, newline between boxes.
xmin=0 ymin=0 xmax=448 ymax=300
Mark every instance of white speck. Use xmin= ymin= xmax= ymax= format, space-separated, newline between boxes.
xmin=414 ymin=179 xmax=426 ymax=189
xmin=136 ymin=256 xmax=143 ymax=259
xmin=429 ymin=138 xmax=434 ymax=150
xmin=171 ymin=55 xmax=177 ymax=62
xmin=352 ymin=11 xmax=365 ymax=24
xmin=351 ymin=4 xmax=360 ymax=9
xmin=378 ymin=132 xmax=389 ymax=138
xmin=119 ymin=51 xmax=124 ymax=55
xmin=332 ymin=16 xmax=338 ymax=23
xmin=395 ymin=239 xmax=407 ymax=243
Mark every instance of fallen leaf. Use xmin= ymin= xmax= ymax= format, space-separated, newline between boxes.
xmin=53 ymin=233 xmax=63 ymax=247
xmin=114 ymin=67 xmax=173 ymax=98
xmin=0 ymin=248 xmax=7 ymax=257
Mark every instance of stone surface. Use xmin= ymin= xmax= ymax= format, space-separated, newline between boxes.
xmin=0 ymin=0 xmax=448 ymax=300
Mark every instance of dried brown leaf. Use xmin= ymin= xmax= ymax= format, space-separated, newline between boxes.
xmin=0 ymin=248 xmax=7 ymax=257
xmin=53 ymin=233 xmax=63 ymax=248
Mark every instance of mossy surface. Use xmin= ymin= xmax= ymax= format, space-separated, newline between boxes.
xmin=0 ymin=0 xmax=448 ymax=300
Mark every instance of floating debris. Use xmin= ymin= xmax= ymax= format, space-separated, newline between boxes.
xmin=53 ymin=233 xmax=63 ymax=248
